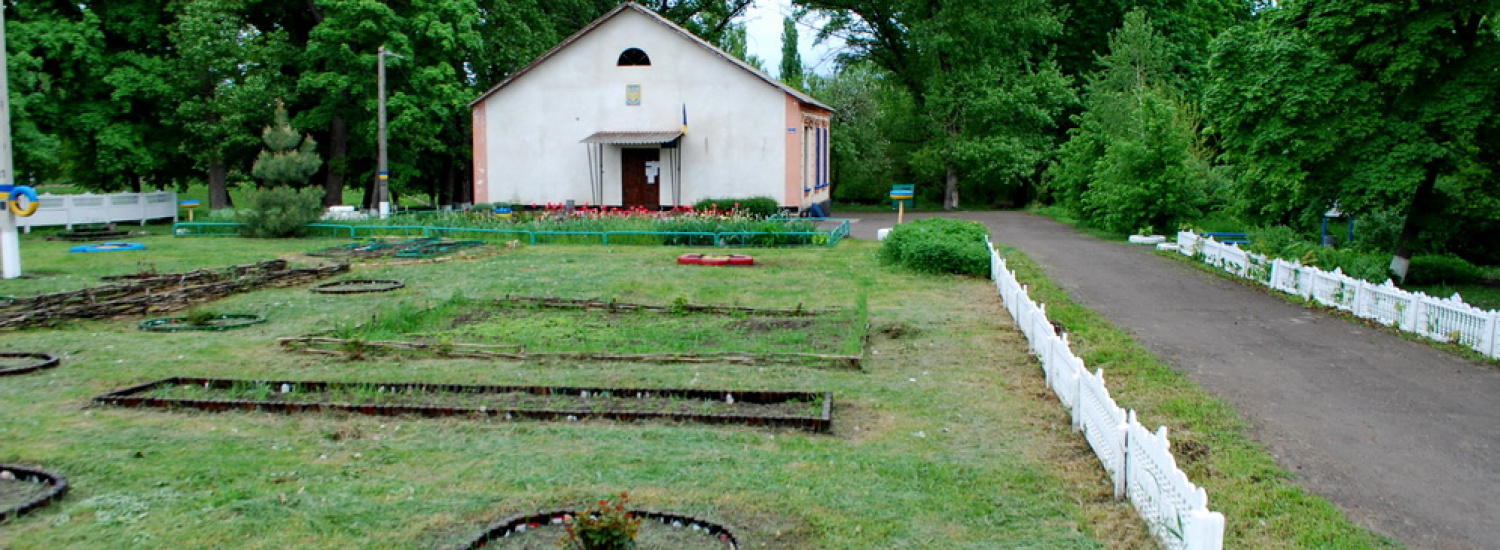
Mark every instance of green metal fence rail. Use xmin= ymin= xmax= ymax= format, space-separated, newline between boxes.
xmin=171 ymin=218 xmax=851 ymax=248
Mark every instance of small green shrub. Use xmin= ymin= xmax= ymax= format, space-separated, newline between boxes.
xmin=561 ymin=494 xmax=642 ymax=550
xmin=880 ymin=218 xmax=990 ymax=277
xmin=238 ymin=186 xmax=326 ymax=238
xmin=1247 ymin=225 xmax=1302 ymax=258
xmin=693 ymin=196 xmax=781 ymax=218
xmin=1404 ymin=255 xmax=1483 ymax=286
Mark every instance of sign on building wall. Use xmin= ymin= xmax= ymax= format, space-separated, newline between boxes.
xmin=626 ymin=84 xmax=642 ymax=106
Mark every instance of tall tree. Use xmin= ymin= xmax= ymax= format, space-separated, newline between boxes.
xmin=797 ymin=0 xmax=1073 ymax=209
xmin=1205 ymin=0 xmax=1500 ymax=279
xmin=1048 ymin=11 xmax=1214 ymax=233
xmin=8 ymin=0 xmax=188 ymax=192
xmin=779 ymin=15 xmax=804 ymax=89
xmin=169 ymin=0 xmax=293 ymax=208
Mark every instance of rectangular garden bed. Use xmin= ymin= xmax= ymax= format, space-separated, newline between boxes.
xmin=95 ymin=377 xmax=834 ymax=432
xmin=289 ymin=296 xmax=866 ymax=369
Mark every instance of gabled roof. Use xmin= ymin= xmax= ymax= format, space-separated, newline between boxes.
xmin=468 ymin=2 xmax=832 ymax=112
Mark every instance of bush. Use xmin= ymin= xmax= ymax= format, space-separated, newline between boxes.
xmin=1404 ymin=255 xmax=1484 ymax=286
xmin=693 ymin=196 xmax=781 ymax=218
xmin=237 ymin=186 xmax=326 ymax=238
xmin=879 ymin=218 xmax=990 ymax=277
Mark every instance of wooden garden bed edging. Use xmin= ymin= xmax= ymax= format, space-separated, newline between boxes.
xmin=0 ymin=353 xmax=60 ymax=376
xmin=94 ymin=377 xmax=835 ymax=433
xmin=275 ymin=337 xmax=862 ymax=369
xmin=0 ymin=464 xmax=70 ymax=521
xmin=1 ymin=260 xmax=347 ymax=330
xmin=498 ymin=295 xmax=823 ymax=317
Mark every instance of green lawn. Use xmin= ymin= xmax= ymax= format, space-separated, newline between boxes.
xmin=1 ymin=237 xmax=1144 ymax=549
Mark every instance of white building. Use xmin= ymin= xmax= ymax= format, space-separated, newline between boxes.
xmin=469 ymin=2 xmax=833 ymax=215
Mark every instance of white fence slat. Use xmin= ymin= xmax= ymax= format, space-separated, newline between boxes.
xmin=1487 ymin=312 xmax=1499 ymax=358
xmin=986 ymin=240 xmax=1224 ymax=549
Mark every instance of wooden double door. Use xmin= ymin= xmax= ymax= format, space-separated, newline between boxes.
xmin=621 ymin=148 xmax=659 ymax=208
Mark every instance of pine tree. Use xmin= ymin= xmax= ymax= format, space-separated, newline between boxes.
xmin=251 ymin=100 xmax=322 ymax=187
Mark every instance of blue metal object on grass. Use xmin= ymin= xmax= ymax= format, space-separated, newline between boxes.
xmin=70 ymin=242 xmax=145 ymax=253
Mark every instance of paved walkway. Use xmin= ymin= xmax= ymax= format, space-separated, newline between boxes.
xmin=848 ymin=211 xmax=1500 ymax=549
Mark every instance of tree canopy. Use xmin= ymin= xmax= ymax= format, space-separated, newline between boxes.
xmin=1205 ymin=0 xmax=1500 ymax=273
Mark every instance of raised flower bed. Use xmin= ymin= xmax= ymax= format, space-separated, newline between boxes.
xmin=95 ymin=377 xmax=834 ymax=432
xmin=0 ymin=464 xmax=69 ymax=521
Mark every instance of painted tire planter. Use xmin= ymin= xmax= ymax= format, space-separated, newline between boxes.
xmin=453 ymin=508 xmax=739 ymax=550
xmin=0 ymin=464 xmax=69 ymax=522
xmin=309 ymin=279 xmax=405 ymax=294
xmin=1127 ymin=235 xmax=1166 ymax=245
xmin=677 ymin=253 xmax=755 ymax=266
xmin=0 ymin=353 xmax=60 ymax=377
xmin=69 ymin=241 xmax=145 ymax=253
xmin=139 ymin=314 xmax=266 ymax=332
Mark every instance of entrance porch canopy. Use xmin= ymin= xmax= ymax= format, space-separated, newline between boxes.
xmin=580 ymin=130 xmax=684 ymax=207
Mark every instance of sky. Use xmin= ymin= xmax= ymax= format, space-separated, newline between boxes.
xmin=740 ymin=0 xmax=846 ymax=77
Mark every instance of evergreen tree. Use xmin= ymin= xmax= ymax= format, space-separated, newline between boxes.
xmin=251 ymin=100 xmax=322 ymax=187
xmin=780 ymin=16 xmax=805 ymax=89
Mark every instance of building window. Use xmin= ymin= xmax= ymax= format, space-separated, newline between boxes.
xmin=617 ymin=48 xmax=651 ymax=66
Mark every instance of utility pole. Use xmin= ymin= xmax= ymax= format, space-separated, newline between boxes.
xmin=1 ymin=5 xmax=21 ymax=279
xmin=376 ymin=45 xmax=391 ymax=218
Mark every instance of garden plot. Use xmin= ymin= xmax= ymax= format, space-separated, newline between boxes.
xmin=0 ymin=465 xmax=69 ymax=521
xmin=454 ymin=508 xmax=739 ymax=550
xmin=95 ymin=377 xmax=834 ymax=432
xmin=281 ymin=296 xmax=867 ymax=368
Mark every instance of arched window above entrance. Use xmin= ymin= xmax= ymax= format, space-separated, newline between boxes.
xmin=617 ymin=48 xmax=651 ymax=66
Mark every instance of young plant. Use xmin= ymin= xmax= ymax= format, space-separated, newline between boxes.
xmin=561 ymin=493 xmax=643 ymax=550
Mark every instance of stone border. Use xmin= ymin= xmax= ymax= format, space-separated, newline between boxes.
xmin=0 ymin=353 xmax=60 ymax=377
xmin=309 ymin=279 xmax=406 ymax=294
xmin=0 ymin=464 xmax=69 ymax=522
xmin=95 ymin=377 xmax=834 ymax=433
xmin=449 ymin=508 xmax=739 ymax=550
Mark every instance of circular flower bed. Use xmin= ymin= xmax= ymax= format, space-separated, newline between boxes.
xmin=139 ymin=314 xmax=266 ymax=332
xmin=0 ymin=464 xmax=69 ymax=521
xmin=0 ymin=353 xmax=60 ymax=377
xmin=309 ymin=279 xmax=406 ymax=294
xmin=456 ymin=508 xmax=739 ymax=550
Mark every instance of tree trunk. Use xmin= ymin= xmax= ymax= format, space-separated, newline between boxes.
xmin=440 ymin=162 xmax=456 ymax=209
xmin=323 ymin=116 xmax=347 ymax=207
xmin=208 ymin=161 xmax=232 ymax=209
xmin=1389 ymin=166 xmax=1440 ymax=282
xmin=943 ymin=160 xmax=960 ymax=210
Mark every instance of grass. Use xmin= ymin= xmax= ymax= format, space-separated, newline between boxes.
xmin=993 ymin=245 xmax=1399 ymax=548
xmin=0 ymin=235 xmax=1151 ymax=549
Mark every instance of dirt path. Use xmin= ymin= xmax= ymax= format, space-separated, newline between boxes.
xmin=847 ymin=211 xmax=1500 ymax=549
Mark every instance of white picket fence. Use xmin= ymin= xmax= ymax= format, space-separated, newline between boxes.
xmin=17 ymin=192 xmax=178 ymax=231
xmin=989 ymin=239 xmax=1225 ymax=550
xmin=1177 ymin=232 xmax=1500 ymax=359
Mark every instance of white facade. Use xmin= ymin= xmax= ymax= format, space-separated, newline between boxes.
xmin=471 ymin=3 xmax=832 ymax=212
